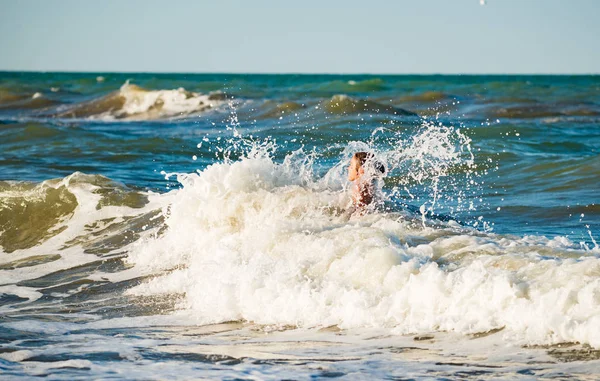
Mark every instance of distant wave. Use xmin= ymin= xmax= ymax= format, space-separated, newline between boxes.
xmin=292 ymin=78 xmax=388 ymax=93
xmin=256 ymin=100 xmax=306 ymax=119
xmin=322 ymin=94 xmax=417 ymax=116
xmin=486 ymin=104 xmax=600 ymax=119
xmin=0 ymin=88 xmax=61 ymax=110
xmin=398 ymin=91 xmax=450 ymax=103
xmin=54 ymin=82 xmax=227 ymax=121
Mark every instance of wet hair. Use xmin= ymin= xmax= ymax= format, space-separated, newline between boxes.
xmin=353 ymin=151 xmax=385 ymax=175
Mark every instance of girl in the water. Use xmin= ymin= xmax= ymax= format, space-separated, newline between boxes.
xmin=347 ymin=151 xmax=386 ymax=212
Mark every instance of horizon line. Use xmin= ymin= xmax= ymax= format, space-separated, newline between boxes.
xmin=0 ymin=70 xmax=598 ymax=76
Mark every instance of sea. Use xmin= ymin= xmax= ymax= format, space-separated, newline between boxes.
xmin=0 ymin=72 xmax=599 ymax=380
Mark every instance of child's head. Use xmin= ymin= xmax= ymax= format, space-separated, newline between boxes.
xmin=348 ymin=152 xmax=385 ymax=181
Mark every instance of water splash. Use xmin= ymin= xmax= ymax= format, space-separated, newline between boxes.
xmin=357 ymin=118 xmax=489 ymax=227
xmin=198 ymin=99 xmax=489 ymax=228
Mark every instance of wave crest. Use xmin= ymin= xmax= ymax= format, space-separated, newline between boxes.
xmin=56 ymin=82 xmax=225 ymax=120
xmin=0 ymin=173 xmax=151 ymax=253
xmin=323 ymin=94 xmax=416 ymax=116
xmin=123 ymin=152 xmax=600 ymax=349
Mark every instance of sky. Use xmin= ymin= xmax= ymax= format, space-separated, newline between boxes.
xmin=0 ymin=0 xmax=598 ymax=74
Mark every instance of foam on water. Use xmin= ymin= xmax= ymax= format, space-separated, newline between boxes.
xmin=2 ymin=72 xmax=600 ymax=378
xmin=114 ymin=82 xmax=219 ymax=120
xmin=2 ymin=119 xmax=599 ymax=350
xmin=1 ymin=116 xmax=599 ymax=381
xmin=0 ymin=172 xmax=164 ymax=288
xmin=54 ymin=82 xmax=226 ymax=120
xmin=118 ymin=133 xmax=600 ymax=349
xmin=0 ymin=129 xmax=599 ymax=378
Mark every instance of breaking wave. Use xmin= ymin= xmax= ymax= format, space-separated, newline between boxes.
xmin=322 ymin=94 xmax=416 ymax=116
xmin=2 ymin=122 xmax=599 ymax=349
xmin=54 ymin=82 xmax=227 ymax=120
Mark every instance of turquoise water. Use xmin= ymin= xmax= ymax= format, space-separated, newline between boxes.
xmin=1 ymin=73 xmax=599 ymax=379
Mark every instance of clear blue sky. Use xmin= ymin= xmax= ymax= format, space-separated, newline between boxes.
xmin=0 ymin=0 xmax=598 ymax=74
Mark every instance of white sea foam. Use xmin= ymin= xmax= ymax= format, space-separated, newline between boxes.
xmin=58 ymin=82 xmax=227 ymax=121
xmin=2 ymin=124 xmax=598 ymax=351
xmin=116 ymin=82 xmax=216 ymax=120
xmin=123 ymin=147 xmax=600 ymax=349
xmin=0 ymin=173 xmax=165 ymax=292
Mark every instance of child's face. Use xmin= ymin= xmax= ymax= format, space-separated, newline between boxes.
xmin=348 ymin=157 xmax=364 ymax=181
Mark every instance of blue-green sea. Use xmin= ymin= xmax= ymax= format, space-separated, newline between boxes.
xmin=1 ymin=73 xmax=599 ymax=379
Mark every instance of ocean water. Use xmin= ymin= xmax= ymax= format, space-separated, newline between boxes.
xmin=0 ymin=72 xmax=599 ymax=379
